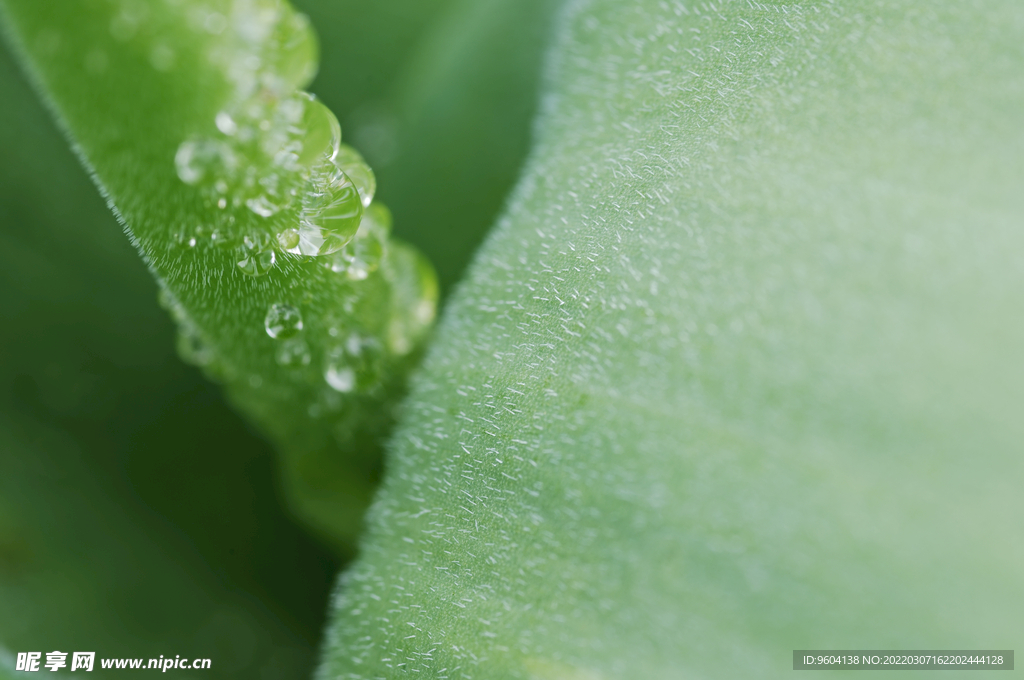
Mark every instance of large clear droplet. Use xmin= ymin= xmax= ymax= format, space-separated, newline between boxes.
xmin=264 ymin=303 xmax=303 ymax=339
xmin=334 ymin=144 xmax=376 ymax=207
xmin=294 ymin=93 xmax=340 ymax=169
xmin=291 ymin=166 xmax=363 ymax=256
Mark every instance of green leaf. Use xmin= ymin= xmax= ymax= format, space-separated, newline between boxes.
xmin=0 ymin=650 xmax=15 ymax=679
xmin=0 ymin=0 xmax=438 ymax=550
xmin=295 ymin=0 xmax=463 ymax=126
xmin=0 ymin=36 xmax=338 ymax=676
xmin=0 ymin=413 xmax=313 ymax=676
xmin=319 ymin=0 xmax=1024 ymax=676
xmin=373 ymin=0 xmax=562 ymax=292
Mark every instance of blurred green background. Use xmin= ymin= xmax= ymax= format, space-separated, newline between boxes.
xmin=0 ymin=0 xmax=557 ymax=676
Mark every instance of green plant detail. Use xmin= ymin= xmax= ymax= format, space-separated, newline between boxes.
xmin=0 ymin=0 xmax=438 ymax=550
xmin=317 ymin=0 xmax=1024 ymax=677
xmin=3 ymin=0 xmax=1024 ymax=678
xmin=0 ymin=649 xmax=15 ymax=679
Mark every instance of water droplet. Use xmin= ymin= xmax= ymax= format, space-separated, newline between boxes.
xmin=276 ymin=228 xmax=299 ymax=250
xmin=295 ymin=94 xmax=340 ymax=169
xmin=288 ymin=223 xmax=342 ymax=256
xmin=216 ymin=111 xmax=238 ymax=136
xmin=330 ymin=203 xmax=389 ymax=279
xmin=243 ymin=234 xmax=271 ymax=251
xmin=385 ymin=241 xmax=439 ymax=355
xmin=275 ymin=337 xmax=311 ymax=367
xmin=345 ymin=334 xmax=362 ymax=355
xmin=324 ymin=365 xmax=355 ymax=392
xmin=175 ymin=139 xmax=220 ymax=184
xmin=246 ymin=195 xmax=280 ymax=217
xmin=177 ymin=330 xmax=214 ymax=367
xmin=236 ymin=1 xmax=278 ymax=45
xmin=264 ymin=11 xmax=318 ymax=93
xmin=323 ymin=335 xmax=383 ymax=392
xmin=292 ymin=166 xmax=362 ymax=256
xmin=264 ymin=303 xmax=303 ymax=339
xmin=334 ymin=145 xmax=376 ymax=207
xmin=367 ymin=202 xmax=392 ymax=231
xmin=237 ymin=249 xmax=276 ymax=277
xmin=168 ymin=0 xmax=390 ymax=292
xmin=188 ymin=237 xmax=197 ymax=247
xmin=248 ymin=374 xmax=263 ymax=388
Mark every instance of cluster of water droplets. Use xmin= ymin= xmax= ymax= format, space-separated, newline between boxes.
xmin=167 ymin=0 xmax=436 ymax=404
xmin=172 ymin=0 xmax=383 ymax=277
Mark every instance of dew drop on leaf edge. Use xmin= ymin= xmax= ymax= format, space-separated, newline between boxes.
xmin=264 ymin=10 xmax=318 ymax=94
xmin=295 ymin=93 xmax=341 ymax=169
xmin=334 ymin=144 xmax=376 ymax=207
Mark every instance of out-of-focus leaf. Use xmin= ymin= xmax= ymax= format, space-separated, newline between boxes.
xmin=0 ymin=650 xmax=15 ymax=679
xmin=295 ymin=0 xmax=461 ymax=129
xmin=320 ymin=1 xmax=1024 ymax=677
xmin=0 ymin=413 xmax=310 ymax=679
xmin=371 ymin=0 xmax=562 ymax=293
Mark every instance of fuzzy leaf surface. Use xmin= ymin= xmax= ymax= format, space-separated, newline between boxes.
xmin=0 ymin=0 xmax=439 ymax=550
xmin=320 ymin=1 xmax=1024 ymax=677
